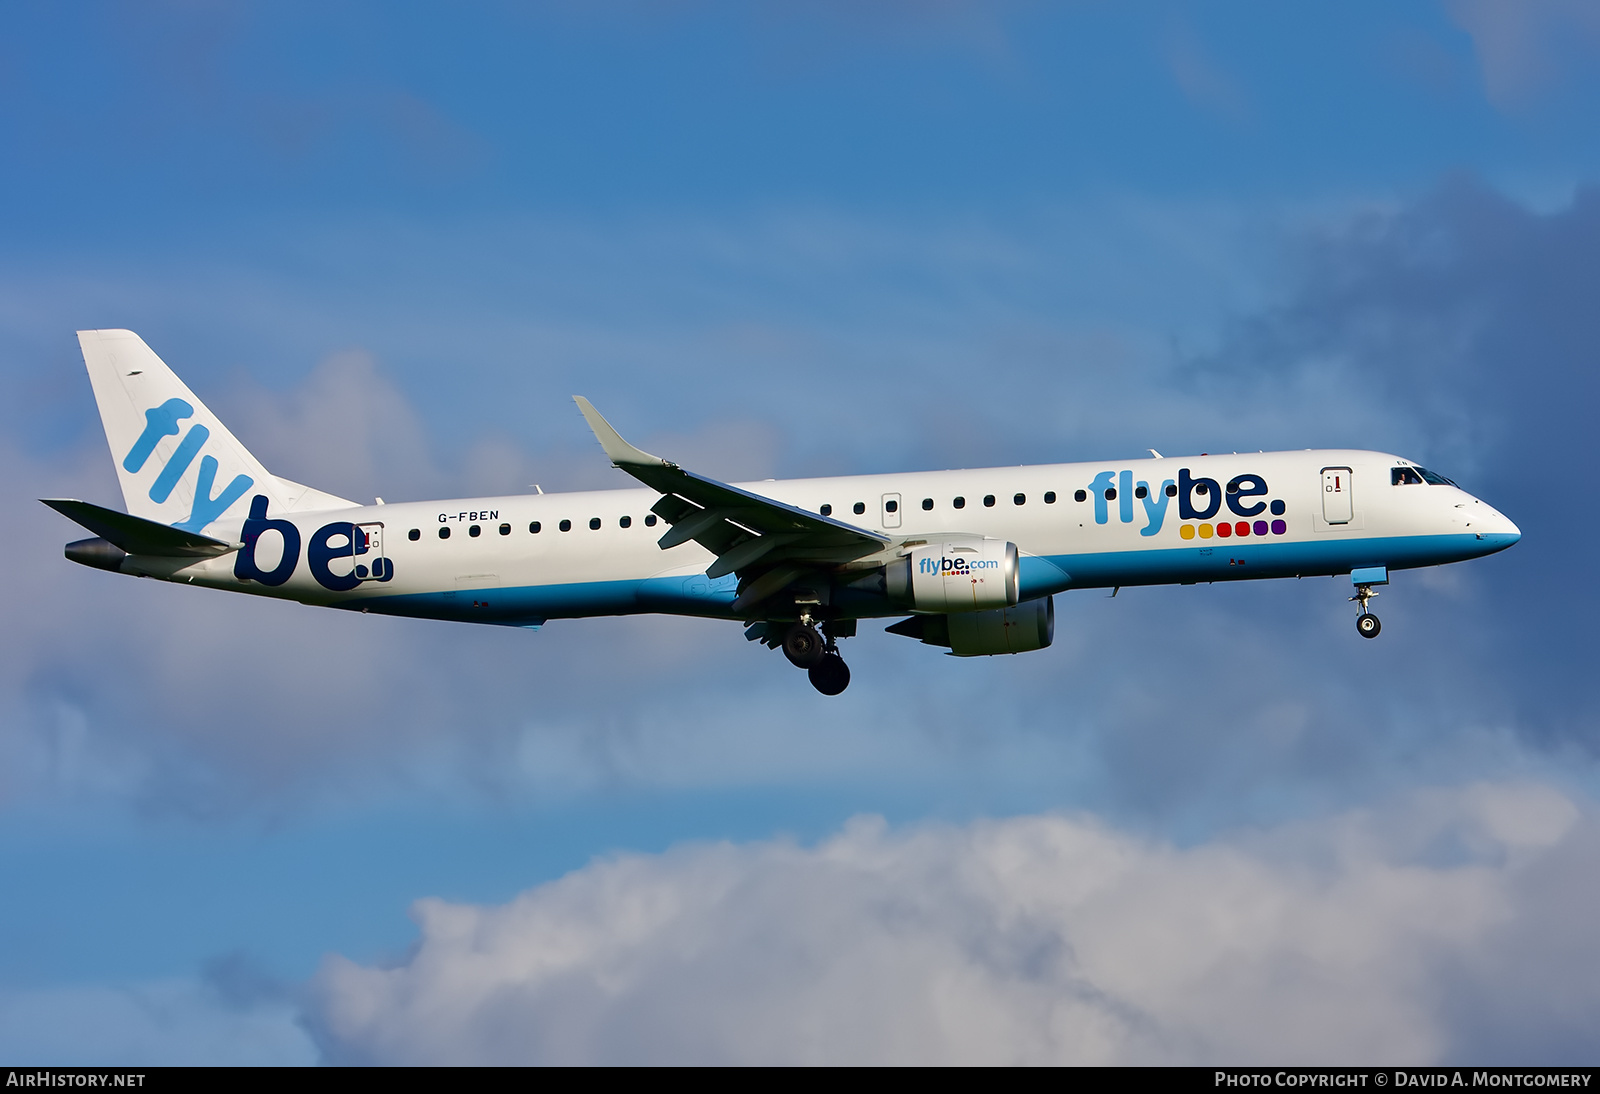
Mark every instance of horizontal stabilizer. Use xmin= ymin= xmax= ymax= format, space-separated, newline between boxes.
xmin=41 ymin=498 xmax=236 ymax=557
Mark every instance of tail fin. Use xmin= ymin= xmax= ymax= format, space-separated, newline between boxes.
xmin=77 ymin=329 xmax=353 ymax=533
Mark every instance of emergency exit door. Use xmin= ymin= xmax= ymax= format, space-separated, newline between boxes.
xmin=881 ymin=493 xmax=902 ymax=529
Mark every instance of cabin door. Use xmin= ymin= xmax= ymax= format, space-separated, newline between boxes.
xmin=1321 ymin=468 xmax=1353 ymax=525
xmin=356 ymin=523 xmax=389 ymax=581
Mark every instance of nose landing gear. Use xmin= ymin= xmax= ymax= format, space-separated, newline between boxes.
xmin=1351 ymin=584 xmax=1381 ymax=639
xmin=1347 ymin=566 xmax=1389 ymax=640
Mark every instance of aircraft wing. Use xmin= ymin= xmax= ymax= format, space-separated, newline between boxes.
xmin=574 ymin=398 xmax=890 ymax=613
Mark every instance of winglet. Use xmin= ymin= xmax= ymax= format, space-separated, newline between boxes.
xmin=573 ymin=396 xmax=675 ymax=469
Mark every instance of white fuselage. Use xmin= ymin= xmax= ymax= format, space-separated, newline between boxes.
xmin=127 ymin=449 xmax=1520 ymax=628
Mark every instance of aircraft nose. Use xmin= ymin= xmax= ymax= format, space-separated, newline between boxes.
xmin=1467 ymin=497 xmax=1520 ymax=549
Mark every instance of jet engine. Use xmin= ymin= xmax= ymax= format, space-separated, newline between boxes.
xmin=885 ymin=538 xmax=1019 ymax=612
xmin=885 ymin=595 xmax=1054 ymax=656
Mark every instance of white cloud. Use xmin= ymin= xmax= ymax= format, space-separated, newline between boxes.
xmin=309 ymin=781 xmax=1599 ymax=1064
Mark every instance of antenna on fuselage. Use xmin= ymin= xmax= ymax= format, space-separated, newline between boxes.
xmin=1148 ymin=449 xmax=1163 ymax=459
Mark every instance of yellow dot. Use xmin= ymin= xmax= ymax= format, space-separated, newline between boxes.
xmin=1199 ymin=523 xmax=1213 ymax=539
xmin=1179 ymin=524 xmax=1195 ymax=540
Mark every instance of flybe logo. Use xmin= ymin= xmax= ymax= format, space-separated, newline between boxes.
xmin=124 ymin=398 xmax=253 ymax=533
xmin=233 ymin=496 xmax=395 ymax=590
xmin=1085 ymin=468 xmax=1289 ymax=539
xmin=918 ymin=555 xmax=1001 ymax=577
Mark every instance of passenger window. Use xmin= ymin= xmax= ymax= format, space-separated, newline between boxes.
xmin=922 ymin=498 xmax=933 ymax=510
xmin=983 ymin=495 xmax=996 ymax=507
xmin=1135 ymin=485 xmax=1147 ymax=499
xmin=589 ymin=517 xmax=602 ymax=530
xmin=1392 ymin=467 xmax=1424 ymax=486
xmin=885 ymin=499 xmax=898 ymax=513
xmin=820 ymin=504 xmax=833 ymax=516
xmin=1074 ymin=490 xmax=1087 ymax=502
xmin=1044 ymin=492 xmax=1056 ymax=504
xmin=853 ymin=502 xmax=866 ymax=515
xmin=499 ymin=523 xmax=510 ymax=535
xmin=645 ymin=514 xmax=657 ymax=527
xmin=1105 ymin=488 xmax=1117 ymax=500
xmin=1165 ymin=484 xmax=1177 ymax=497
xmin=439 ymin=526 xmax=451 ymax=539
xmin=559 ymin=519 xmax=572 ymax=532
xmin=469 ymin=524 xmax=481 ymax=537
xmin=953 ymin=496 xmax=966 ymax=509
xmin=620 ymin=515 xmax=632 ymax=528
xmin=1013 ymin=493 xmax=1025 ymax=505
xmin=408 ymin=528 xmax=420 ymax=541
xmin=529 ymin=521 xmax=541 ymax=534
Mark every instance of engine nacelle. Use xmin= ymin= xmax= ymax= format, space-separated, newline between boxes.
xmin=884 ymin=595 xmax=1055 ymax=656
xmin=886 ymin=538 xmax=1019 ymax=612
xmin=948 ymin=596 xmax=1054 ymax=656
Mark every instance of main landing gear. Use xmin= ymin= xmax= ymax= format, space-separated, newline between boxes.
xmin=1351 ymin=584 xmax=1381 ymax=639
xmin=781 ymin=620 xmax=852 ymax=695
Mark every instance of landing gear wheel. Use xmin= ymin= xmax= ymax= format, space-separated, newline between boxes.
xmin=808 ymin=653 xmax=851 ymax=695
xmin=1356 ymin=612 xmax=1381 ymax=639
xmin=783 ymin=622 xmax=826 ymax=668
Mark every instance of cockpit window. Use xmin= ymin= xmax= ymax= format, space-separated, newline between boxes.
xmin=1391 ymin=467 xmax=1424 ymax=485
xmin=1416 ymin=467 xmax=1456 ymax=486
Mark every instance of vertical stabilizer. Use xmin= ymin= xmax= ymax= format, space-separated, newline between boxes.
xmin=76 ymin=330 xmax=351 ymax=534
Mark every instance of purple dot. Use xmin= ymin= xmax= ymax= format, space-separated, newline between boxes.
xmin=1254 ymin=520 xmax=1268 ymax=536
xmin=1271 ymin=519 xmax=1287 ymax=535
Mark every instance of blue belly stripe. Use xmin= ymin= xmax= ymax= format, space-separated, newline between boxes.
xmin=353 ymin=533 xmax=1517 ymax=626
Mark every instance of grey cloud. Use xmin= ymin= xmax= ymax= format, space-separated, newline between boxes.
xmin=0 ymin=978 xmax=315 ymax=1066
xmin=1445 ymin=0 xmax=1600 ymax=110
xmin=307 ymin=781 xmax=1600 ymax=1065
xmin=1186 ymin=176 xmax=1600 ymax=748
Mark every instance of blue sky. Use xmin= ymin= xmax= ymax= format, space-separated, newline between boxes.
xmin=4 ymin=1 xmax=1600 ymax=1064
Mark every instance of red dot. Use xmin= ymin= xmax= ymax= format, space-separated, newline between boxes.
xmin=1236 ymin=521 xmax=1249 ymax=536
xmin=1216 ymin=522 xmax=1232 ymax=537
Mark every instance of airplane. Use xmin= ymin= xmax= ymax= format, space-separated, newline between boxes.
xmin=44 ymin=330 xmax=1521 ymax=696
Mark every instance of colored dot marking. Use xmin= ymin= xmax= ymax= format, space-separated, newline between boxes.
xmin=1180 ymin=525 xmax=1195 ymax=540
xmin=1271 ymin=519 xmax=1287 ymax=535
xmin=1216 ymin=522 xmax=1232 ymax=538
xmin=1199 ymin=523 xmax=1213 ymax=539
